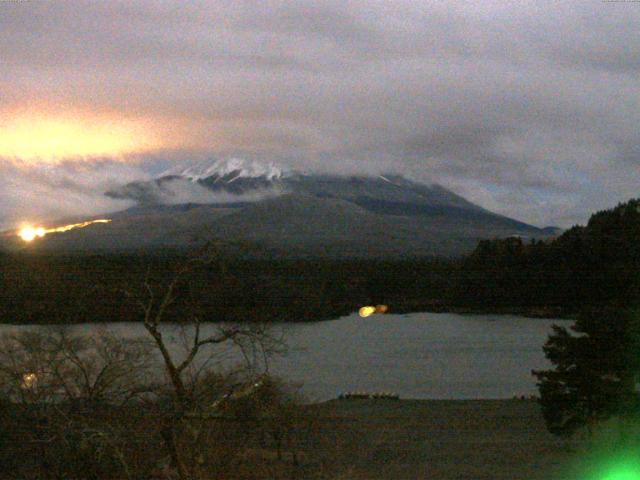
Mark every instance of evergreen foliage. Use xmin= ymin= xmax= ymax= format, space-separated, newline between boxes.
xmin=533 ymin=307 xmax=640 ymax=438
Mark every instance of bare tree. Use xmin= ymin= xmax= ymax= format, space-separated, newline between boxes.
xmin=0 ymin=326 xmax=155 ymax=406
xmin=127 ymin=244 xmax=285 ymax=480
xmin=0 ymin=327 xmax=159 ymax=480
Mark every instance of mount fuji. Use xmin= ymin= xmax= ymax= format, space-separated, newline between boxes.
xmin=21 ymin=159 xmax=558 ymax=257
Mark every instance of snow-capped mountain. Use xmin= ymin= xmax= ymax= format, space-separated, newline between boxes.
xmin=107 ymin=159 xmax=287 ymax=203
xmin=28 ymin=159 xmax=555 ymax=257
xmin=164 ymin=158 xmax=285 ymax=182
xmin=106 ymin=158 xmax=484 ymax=212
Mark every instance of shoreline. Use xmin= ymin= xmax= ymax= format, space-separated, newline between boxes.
xmin=0 ymin=305 xmax=575 ymax=325
xmin=387 ymin=302 xmax=575 ymax=320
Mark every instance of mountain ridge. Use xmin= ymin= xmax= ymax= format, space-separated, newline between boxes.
xmin=5 ymin=160 xmax=560 ymax=257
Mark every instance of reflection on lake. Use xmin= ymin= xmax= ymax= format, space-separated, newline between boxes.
xmin=0 ymin=312 xmax=571 ymax=401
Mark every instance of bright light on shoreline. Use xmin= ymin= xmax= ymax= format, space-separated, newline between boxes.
xmin=359 ymin=306 xmax=376 ymax=317
xmin=359 ymin=305 xmax=389 ymax=317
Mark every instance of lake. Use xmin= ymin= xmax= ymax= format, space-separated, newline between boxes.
xmin=0 ymin=312 xmax=571 ymax=401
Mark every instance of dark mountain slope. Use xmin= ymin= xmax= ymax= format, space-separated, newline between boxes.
xmin=4 ymin=160 xmax=557 ymax=257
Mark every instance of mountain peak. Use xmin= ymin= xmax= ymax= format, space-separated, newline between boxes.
xmin=31 ymin=162 xmax=554 ymax=257
xmin=165 ymin=158 xmax=285 ymax=182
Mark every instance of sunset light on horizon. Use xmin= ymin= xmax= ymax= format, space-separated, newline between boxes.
xmin=0 ymin=110 xmax=165 ymax=162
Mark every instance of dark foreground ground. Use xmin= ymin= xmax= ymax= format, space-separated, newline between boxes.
xmin=1 ymin=398 xmax=585 ymax=479
xmin=309 ymin=399 xmax=574 ymax=480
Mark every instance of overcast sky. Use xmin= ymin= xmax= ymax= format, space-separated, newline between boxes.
xmin=1 ymin=0 xmax=639 ymax=228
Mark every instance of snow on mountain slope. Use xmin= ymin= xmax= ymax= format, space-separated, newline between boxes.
xmin=163 ymin=158 xmax=284 ymax=182
xmin=109 ymin=159 xmax=481 ymax=212
xmin=78 ymin=158 xmax=556 ymax=256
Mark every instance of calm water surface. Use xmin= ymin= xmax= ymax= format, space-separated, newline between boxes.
xmin=0 ymin=312 xmax=571 ymax=401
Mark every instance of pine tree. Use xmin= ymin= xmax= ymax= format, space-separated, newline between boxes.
xmin=532 ymin=307 xmax=640 ymax=439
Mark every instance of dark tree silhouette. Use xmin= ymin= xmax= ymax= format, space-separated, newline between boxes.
xmin=532 ymin=307 xmax=640 ymax=439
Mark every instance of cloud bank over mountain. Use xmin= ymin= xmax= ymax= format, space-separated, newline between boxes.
xmin=0 ymin=160 xmax=138 ymax=228
xmin=1 ymin=1 xmax=639 ymax=227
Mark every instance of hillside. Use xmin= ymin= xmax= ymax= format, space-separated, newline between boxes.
xmin=3 ymin=161 xmax=556 ymax=258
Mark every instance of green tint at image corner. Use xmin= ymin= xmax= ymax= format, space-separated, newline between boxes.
xmin=585 ymin=456 xmax=640 ymax=480
xmin=602 ymin=465 xmax=640 ymax=480
xmin=558 ymin=439 xmax=640 ymax=480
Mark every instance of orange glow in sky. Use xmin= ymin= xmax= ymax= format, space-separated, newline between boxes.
xmin=0 ymin=110 xmax=164 ymax=161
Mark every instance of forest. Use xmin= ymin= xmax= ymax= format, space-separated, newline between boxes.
xmin=1 ymin=198 xmax=639 ymax=325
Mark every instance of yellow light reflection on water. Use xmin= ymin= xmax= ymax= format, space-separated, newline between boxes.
xmin=359 ymin=306 xmax=376 ymax=317
xmin=359 ymin=305 xmax=389 ymax=317
xmin=21 ymin=373 xmax=37 ymax=389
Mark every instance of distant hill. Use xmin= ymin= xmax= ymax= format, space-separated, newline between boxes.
xmin=4 ymin=159 xmax=557 ymax=258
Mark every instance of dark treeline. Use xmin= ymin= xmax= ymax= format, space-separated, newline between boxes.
xmin=1 ymin=199 xmax=639 ymax=324
xmin=456 ymin=199 xmax=640 ymax=315
xmin=0 ymin=251 xmax=454 ymax=324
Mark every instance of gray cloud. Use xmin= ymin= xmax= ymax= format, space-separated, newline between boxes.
xmin=1 ymin=0 xmax=639 ymax=227
xmin=0 ymin=160 xmax=138 ymax=229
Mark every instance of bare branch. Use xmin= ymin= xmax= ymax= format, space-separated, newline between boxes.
xmin=176 ymin=325 xmax=241 ymax=374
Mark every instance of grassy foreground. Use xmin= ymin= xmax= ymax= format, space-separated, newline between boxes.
xmin=308 ymin=399 xmax=573 ymax=480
